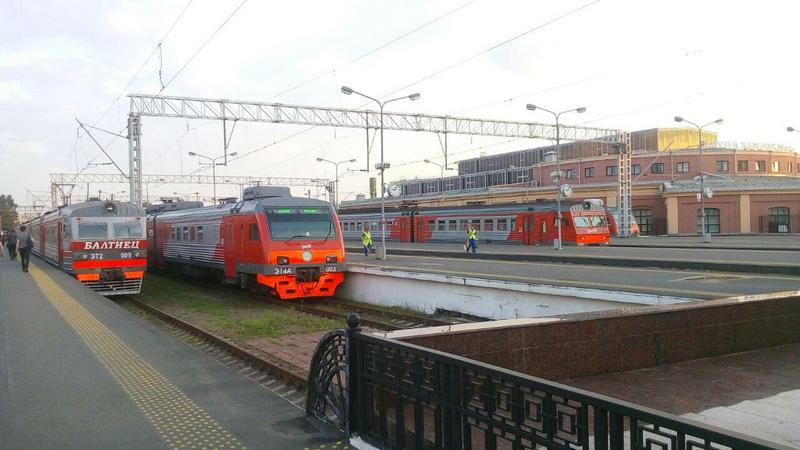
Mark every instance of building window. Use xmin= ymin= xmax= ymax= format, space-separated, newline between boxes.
xmin=738 ymin=160 xmax=748 ymax=171
xmin=564 ymin=169 xmax=576 ymax=179
xmin=676 ymin=162 xmax=690 ymax=173
xmin=697 ymin=208 xmax=720 ymax=234
xmin=772 ymin=161 xmax=780 ymax=172
xmin=584 ymin=167 xmax=595 ymax=178
xmin=755 ymin=161 xmax=766 ymax=171
xmin=631 ymin=164 xmax=641 ymax=175
xmin=632 ymin=208 xmax=652 ymax=235
xmin=716 ymin=160 xmax=729 ymax=172
xmin=606 ymin=166 xmax=617 ymax=176
xmin=768 ymin=207 xmax=790 ymax=233
xmin=651 ymin=163 xmax=664 ymax=174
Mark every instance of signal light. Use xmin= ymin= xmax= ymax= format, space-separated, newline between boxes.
xmin=277 ymin=256 xmax=289 ymax=265
xmin=325 ymin=255 xmax=337 ymax=263
xmin=77 ymin=273 xmax=100 ymax=282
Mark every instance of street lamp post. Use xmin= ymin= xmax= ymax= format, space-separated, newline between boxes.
xmin=526 ymin=104 xmax=586 ymax=250
xmin=341 ymin=85 xmax=420 ymax=260
xmin=788 ymin=126 xmax=799 ymax=134
xmin=316 ymin=157 xmax=357 ymax=208
xmin=674 ymin=116 xmax=723 ymax=243
xmin=188 ymin=151 xmax=238 ymax=204
xmin=424 ymin=159 xmax=454 ymax=205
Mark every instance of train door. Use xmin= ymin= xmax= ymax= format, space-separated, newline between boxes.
xmin=222 ymin=219 xmax=237 ymax=278
xmin=399 ymin=214 xmax=412 ymax=243
xmin=409 ymin=212 xmax=416 ymax=243
xmin=523 ymin=214 xmax=535 ymax=245
xmin=537 ymin=213 xmax=551 ymax=244
xmin=57 ymin=220 xmax=64 ymax=268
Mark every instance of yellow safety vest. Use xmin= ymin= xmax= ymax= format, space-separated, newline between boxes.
xmin=467 ymin=228 xmax=477 ymax=240
xmin=362 ymin=231 xmax=372 ymax=246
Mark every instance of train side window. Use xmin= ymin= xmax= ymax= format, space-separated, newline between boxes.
xmin=357 ymin=223 xmax=363 ymax=231
xmin=427 ymin=220 xmax=435 ymax=231
xmin=511 ymin=218 xmax=517 ymax=231
xmin=182 ymin=226 xmax=189 ymax=241
xmin=437 ymin=220 xmax=446 ymax=231
xmin=249 ymin=223 xmax=260 ymax=241
xmin=448 ymin=220 xmax=458 ymax=231
xmin=484 ymin=220 xmax=494 ymax=231
xmin=189 ymin=227 xmax=196 ymax=242
xmin=197 ymin=226 xmax=204 ymax=242
xmin=170 ymin=227 xmax=176 ymax=240
xmin=470 ymin=219 xmax=481 ymax=231
xmin=497 ymin=218 xmax=507 ymax=231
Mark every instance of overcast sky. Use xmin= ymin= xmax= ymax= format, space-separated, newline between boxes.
xmin=2 ymin=0 xmax=799 ymax=206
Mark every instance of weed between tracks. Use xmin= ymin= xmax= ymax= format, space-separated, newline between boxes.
xmin=132 ymin=273 xmax=342 ymax=340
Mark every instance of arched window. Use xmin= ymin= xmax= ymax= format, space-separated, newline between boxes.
xmin=768 ymin=207 xmax=790 ymax=233
xmin=697 ymin=208 xmax=720 ymax=234
xmin=632 ymin=208 xmax=652 ymax=235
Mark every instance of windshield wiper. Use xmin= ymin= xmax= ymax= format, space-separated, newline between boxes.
xmin=283 ymin=234 xmax=307 ymax=243
xmin=314 ymin=221 xmax=334 ymax=244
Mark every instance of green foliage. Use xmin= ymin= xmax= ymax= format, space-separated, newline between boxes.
xmin=0 ymin=195 xmax=19 ymax=231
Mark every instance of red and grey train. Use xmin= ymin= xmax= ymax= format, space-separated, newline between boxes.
xmin=147 ymin=186 xmax=346 ymax=300
xmin=338 ymin=201 xmax=611 ymax=246
xmin=24 ymin=200 xmax=148 ymax=295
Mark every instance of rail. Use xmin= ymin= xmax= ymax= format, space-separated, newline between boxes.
xmin=307 ymin=314 xmax=788 ymax=449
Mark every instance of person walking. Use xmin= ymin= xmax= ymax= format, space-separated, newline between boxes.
xmin=6 ymin=228 xmax=18 ymax=261
xmin=361 ymin=226 xmax=373 ymax=256
xmin=16 ymin=225 xmax=33 ymax=272
xmin=466 ymin=224 xmax=478 ymax=254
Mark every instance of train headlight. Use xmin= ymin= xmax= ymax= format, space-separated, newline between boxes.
xmin=325 ymin=255 xmax=337 ymax=263
xmin=302 ymin=251 xmax=313 ymax=262
xmin=82 ymin=254 xmax=89 ymax=259
xmin=277 ymin=256 xmax=289 ymax=265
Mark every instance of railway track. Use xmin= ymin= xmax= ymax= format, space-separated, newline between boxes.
xmin=120 ymin=296 xmax=309 ymax=408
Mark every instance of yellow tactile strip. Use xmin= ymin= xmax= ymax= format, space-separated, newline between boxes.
xmin=30 ymin=265 xmax=245 ymax=450
xmin=308 ymin=441 xmax=349 ymax=450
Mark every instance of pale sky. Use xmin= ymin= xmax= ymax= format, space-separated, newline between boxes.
xmin=2 ymin=0 xmax=799 ymax=207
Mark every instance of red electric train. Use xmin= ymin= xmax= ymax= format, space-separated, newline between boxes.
xmin=24 ymin=200 xmax=148 ymax=295
xmin=338 ymin=200 xmax=611 ymax=246
xmin=147 ymin=186 xmax=346 ymax=300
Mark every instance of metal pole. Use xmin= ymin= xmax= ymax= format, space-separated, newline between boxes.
xmin=379 ymin=102 xmax=386 ymax=260
xmin=699 ymin=126 xmax=709 ymax=243
xmin=212 ymin=158 xmax=217 ymax=204
xmin=555 ymin=114 xmax=562 ymax=250
xmin=335 ymin=162 xmax=339 ymax=209
xmin=440 ymin=165 xmax=444 ymax=206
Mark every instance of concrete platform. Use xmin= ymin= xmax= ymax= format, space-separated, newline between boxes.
xmin=564 ymin=343 xmax=800 ymax=448
xmin=345 ymin=239 xmax=800 ymax=275
xmin=0 ymin=257 xmax=342 ymax=449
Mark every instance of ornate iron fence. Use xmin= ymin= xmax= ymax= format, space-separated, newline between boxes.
xmin=307 ymin=315 xmax=788 ymax=450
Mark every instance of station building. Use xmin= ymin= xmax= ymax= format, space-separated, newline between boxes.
xmin=341 ymin=128 xmax=800 ymax=235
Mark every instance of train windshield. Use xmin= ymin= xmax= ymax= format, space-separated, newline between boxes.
xmin=77 ymin=222 xmax=108 ymax=239
xmin=573 ymin=215 xmax=607 ymax=228
xmin=265 ymin=208 xmax=337 ymax=241
xmin=113 ymin=221 xmax=144 ymax=238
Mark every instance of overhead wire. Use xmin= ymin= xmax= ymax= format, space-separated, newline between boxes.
xmin=270 ymin=0 xmax=479 ymax=99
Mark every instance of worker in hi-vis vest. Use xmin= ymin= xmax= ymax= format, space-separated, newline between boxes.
xmin=361 ymin=227 xmax=373 ymax=256
xmin=466 ymin=224 xmax=478 ymax=253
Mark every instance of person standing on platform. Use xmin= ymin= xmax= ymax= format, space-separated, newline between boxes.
xmin=16 ymin=226 xmax=33 ymax=272
xmin=6 ymin=228 xmax=17 ymax=261
xmin=361 ymin=226 xmax=372 ymax=256
xmin=466 ymin=224 xmax=478 ymax=254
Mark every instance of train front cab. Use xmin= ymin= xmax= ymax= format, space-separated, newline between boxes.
xmin=570 ymin=209 xmax=611 ymax=246
xmin=223 ymin=205 xmax=345 ymax=300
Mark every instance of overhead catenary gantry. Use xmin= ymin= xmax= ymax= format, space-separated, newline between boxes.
xmin=125 ymin=93 xmax=633 ymax=236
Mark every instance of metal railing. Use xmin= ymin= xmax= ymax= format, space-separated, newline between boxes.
xmin=307 ymin=315 xmax=787 ymax=450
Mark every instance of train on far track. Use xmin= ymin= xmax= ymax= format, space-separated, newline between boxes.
xmin=146 ymin=186 xmax=346 ymax=300
xmin=337 ymin=200 xmax=612 ymax=246
xmin=24 ymin=200 xmax=148 ymax=295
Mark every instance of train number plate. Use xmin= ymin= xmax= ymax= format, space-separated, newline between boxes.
xmin=274 ymin=267 xmax=293 ymax=275
xmin=324 ymin=265 xmax=338 ymax=273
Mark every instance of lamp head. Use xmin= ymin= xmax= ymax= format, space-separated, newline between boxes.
xmin=526 ymin=104 xmax=537 ymax=111
xmin=424 ymin=159 xmax=431 ymax=163
xmin=349 ymin=158 xmax=357 ymax=163
xmin=674 ymin=116 xmax=684 ymax=123
xmin=188 ymin=151 xmax=197 ymax=156
xmin=713 ymin=119 xmax=723 ymax=125
xmin=340 ymin=86 xmax=353 ymax=95
xmin=316 ymin=157 xmax=324 ymax=162
xmin=408 ymin=93 xmax=421 ymax=101
xmin=229 ymin=152 xmax=238 ymax=157
xmin=576 ymin=107 xmax=587 ymax=114
xmin=789 ymin=126 xmax=796 ymax=132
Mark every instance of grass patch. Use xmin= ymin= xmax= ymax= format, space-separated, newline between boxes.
xmin=134 ymin=272 xmax=341 ymax=340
